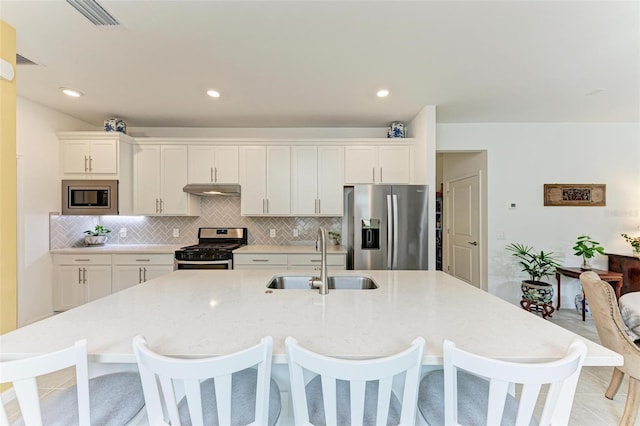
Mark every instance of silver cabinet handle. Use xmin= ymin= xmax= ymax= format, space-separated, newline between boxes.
xmin=252 ymin=259 xmax=269 ymax=262
xmin=74 ymin=258 xmax=90 ymax=262
xmin=265 ymin=199 xmax=269 ymax=213
xmin=89 ymin=156 xmax=93 ymax=172
xmin=78 ymin=268 xmax=82 ymax=284
xmin=84 ymin=156 xmax=88 ymax=172
xmin=155 ymin=199 xmax=159 ymax=213
xmin=138 ymin=267 xmax=142 ymax=284
xmin=210 ymin=167 xmax=214 ymax=183
xmin=318 ymin=199 xmax=321 ymax=214
xmin=262 ymin=199 xmax=266 ymax=214
xmin=136 ymin=259 xmax=151 ymax=262
xmin=214 ymin=167 xmax=218 ymax=182
xmin=143 ymin=267 xmax=147 ymax=282
xmin=160 ymin=199 xmax=163 ymax=213
xmin=380 ymin=168 xmax=383 ymax=182
xmin=372 ymin=168 xmax=375 ymax=182
xmin=82 ymin=268 xmax=87 ymax=284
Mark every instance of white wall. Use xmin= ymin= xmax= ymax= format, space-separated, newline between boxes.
xmin=16 ymin=97 xmax=94 ymax=325
xmin=437 ymin=122 xmax=640 ymax=308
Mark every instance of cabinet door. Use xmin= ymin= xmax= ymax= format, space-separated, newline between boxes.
xmin=344 ymin=146 xmax=376 ymax=184
xmin=240 ymin=146 xmax=267 ymax=215
xmin=144 ymin=265 xmax=174 ymax=281
xmin=214 ymin=146 xmax=239 ymax=183
xmin=54 ymin=266 xmax=85 ymax=311
xmin=61 ymin=140 xmax=91 ymax=174
xmin=112 ymin=266 xmax=142 ymax=292
xmin=160 ymin=145 xmax=189 ymax=214
xmin=134 ymin=145 xmax=161 ymax=214
xmin=291 ymin=146 xmax=318 ymax=215
xmin=379 ymin=146 xmax=411 ymax=184
xmin=85 ymin=266 xmax=112 ymax=302
xmin=317 ymin=146 xmax=344 ymax=215
xmin=88 ymin=140 xmax=117 ymax=174
xmin=188 ymin=145 xmax=215 ymax=183
xmin=266 ymin=146 xmax=290 ymax=215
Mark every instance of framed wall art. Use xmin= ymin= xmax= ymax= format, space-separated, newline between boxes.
xmin=543 ymin=184 xmax=606 ymax=206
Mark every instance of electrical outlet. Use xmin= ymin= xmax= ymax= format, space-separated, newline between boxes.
xmin=293 ymin=229 xmax=299 ymax=237
xmin=119 ymin=228 xmax=127 ymax=238
xmin=270 ymin=229 xmax=276 ymax=238
xmin=173 ymin=228 xmax=180 ymax=238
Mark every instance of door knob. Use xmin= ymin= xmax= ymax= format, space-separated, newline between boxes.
xmin=468 ymin=241 xmax=478 ymax=246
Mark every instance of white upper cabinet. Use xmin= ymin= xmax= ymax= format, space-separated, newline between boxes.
xmin=344 ymin=145 xmax=413 ymax=184
xmin=239 ymin=145 xmax=290 ymax=216
xmin=134 ymin=144 xmax=200 ymax=216
xmin=188 ymin=145 xmax=239 ymax=184
xmin=58 ymin=132 xmax=135 ymax=179
xmin=291 ymin=146 xmax=344 ymax=216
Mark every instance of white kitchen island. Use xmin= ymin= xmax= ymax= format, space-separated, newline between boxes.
xmin=0 ymin=270 xmax=622 ymax=422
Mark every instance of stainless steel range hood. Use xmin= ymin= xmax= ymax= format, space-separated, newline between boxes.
xmin=182 ymin=183 xmax=241 ymax=196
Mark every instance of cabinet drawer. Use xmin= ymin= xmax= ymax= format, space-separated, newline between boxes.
xmin=113 ymin=254 xmax=174 ymax=265
xmin=233 ymin=254 xmax=288 ymax=265
xmin=54 ymin=254 xmax=111 ymax=265
xmin=288 ymin=254 xmax=346 ymax=267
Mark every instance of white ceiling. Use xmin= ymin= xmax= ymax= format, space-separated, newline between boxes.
xmin=1 ymin=0 xmax=638 ymax=128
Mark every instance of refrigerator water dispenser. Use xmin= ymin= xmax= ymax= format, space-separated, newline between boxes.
xmin=361 ymin=219 xmax=380 ymax=249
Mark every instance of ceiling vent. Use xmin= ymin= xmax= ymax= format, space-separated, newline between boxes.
xmin=66 ymin=0 xmax=119 ymax=26
xmin=16 ymin=54 xmax=37 ymax=66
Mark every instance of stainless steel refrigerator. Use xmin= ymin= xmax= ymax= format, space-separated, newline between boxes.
xmin=342 ymin=185 xmax=429 ymax=270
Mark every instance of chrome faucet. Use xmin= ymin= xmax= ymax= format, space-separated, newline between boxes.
xmin=310 ymin=227 xmax=329 ymax=295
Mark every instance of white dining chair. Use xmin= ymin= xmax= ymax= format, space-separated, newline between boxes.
xmin=132 ymin=335 xmax=281 ymax=425
xmin=285 ymin=336 xmax=425 ymax=426
xmin=0 ymin=339 xmax=144 ymax=426
xmin=417 ymin=338 xmax=587 ymax=426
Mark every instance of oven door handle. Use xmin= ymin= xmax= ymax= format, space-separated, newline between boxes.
xmin=175 ymin=260 xmax=231 ymax=265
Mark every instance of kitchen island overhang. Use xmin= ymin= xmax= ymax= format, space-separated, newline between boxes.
xmin=0 ymin=270 xmax=622 ymax=368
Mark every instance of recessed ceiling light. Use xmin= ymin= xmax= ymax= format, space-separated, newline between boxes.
xmin=206 ymin=89 xmax=221 ymax=98
xmin=376 ymin=89 xmax=390 ymax=98
xmin=60 ymin=87 xmax=83 ymax=98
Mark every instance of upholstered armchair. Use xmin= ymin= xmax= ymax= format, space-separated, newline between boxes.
xmin=580 ymin=271 xmax=640 ymax=426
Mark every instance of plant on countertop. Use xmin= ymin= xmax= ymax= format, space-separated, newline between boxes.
xmin=328 ymin=231 xmax=340 ymax=245
xmin=84 ymin=225 xmax=111 ymax=236
xmin=506 ymin=242 xmax=561 ymax=304
xmin=621 ymin=233 xmax=640 ymax=256
xmin=572 ymin=235 xmax=605 ymax=270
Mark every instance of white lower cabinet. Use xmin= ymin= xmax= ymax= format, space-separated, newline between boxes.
xmin=112 ymin=254 xmax=174 ymax=292
xmin=233 ymin=252 xmax=346 ymax=271
xmin=288 ymin=254 xmax=346 ymax=271
xmin=233 ymin=253 xmax=288 ymax=270
xmin=53 ymin=255 xmax=112 ymax=311
xmin=53 ymin=252 xmax=175 ymax=311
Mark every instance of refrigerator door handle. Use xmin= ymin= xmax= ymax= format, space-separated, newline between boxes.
xmin=386 ymin=194 xmax=393 ymax=268
xmin=393 ymin=194 xmax=399 ymax=268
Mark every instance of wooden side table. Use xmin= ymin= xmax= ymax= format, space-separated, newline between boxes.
xmin=555 ymin=267 xmax=623 ymax=321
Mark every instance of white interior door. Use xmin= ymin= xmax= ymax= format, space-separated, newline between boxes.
xmin=447 ymin=174 xmax=481 ymax=287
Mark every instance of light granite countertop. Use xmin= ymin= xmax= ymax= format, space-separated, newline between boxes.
xmin=233 ymin=245 xmax=347 ymax=254
xmin=0 ymin=270 xmax=621 ymax=368
xmin=50 ymin=244 xmax=188 ymax=255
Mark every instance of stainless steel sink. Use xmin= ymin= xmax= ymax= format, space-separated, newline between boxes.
xmin=267 ymin=275 xmax=378 ymax=290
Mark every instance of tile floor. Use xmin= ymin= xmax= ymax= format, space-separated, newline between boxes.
xmin=2 ymin=308 xmax=637 ymax=425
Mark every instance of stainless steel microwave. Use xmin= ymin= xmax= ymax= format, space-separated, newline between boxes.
xmin=62 ymin=180 xmax=119 ymax=215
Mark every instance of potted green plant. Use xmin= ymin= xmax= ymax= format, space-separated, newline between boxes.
xmin=506 ymin=243 xmax=561 ymax=303
xmin=621 ymin=233 xmax=640 ymax=257
xmin=84 ymin=225 xmax=111 ymax=246
xmin=572 ymin=235 xmax=605 ymax=270
xmin=328 ymin=231 xmax=341 ymax=245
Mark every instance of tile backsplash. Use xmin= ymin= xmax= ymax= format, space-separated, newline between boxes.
xmin=50 ymin=196 xmax=342 ymax=248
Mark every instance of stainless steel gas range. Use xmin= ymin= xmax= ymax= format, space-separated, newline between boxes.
xmin=174 ymin=227 xmax=247 ymax=270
